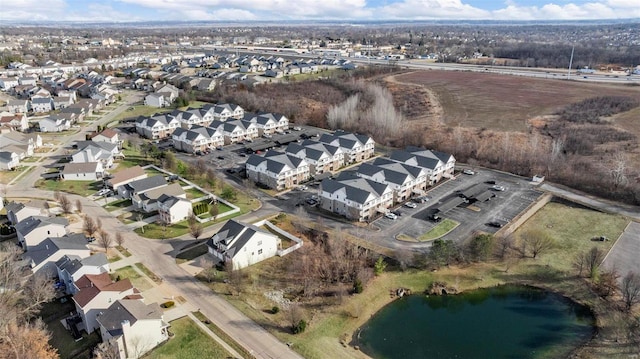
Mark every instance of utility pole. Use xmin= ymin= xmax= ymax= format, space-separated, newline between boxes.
xmin=568 ymin=44 xmax=575 ymax=80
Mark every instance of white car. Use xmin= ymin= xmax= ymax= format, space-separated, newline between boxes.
xmin=463 ymin=169 xmax=476 ymax=175
xmin=297 ymin=185 xmax=308 ymax=191
xmin=96 ymin=188 xmax=110 ymax=196
xmin=404 ymin=202 xmax=417 ymax=209
xmin=385 ymin=213 xmax=398 ymax=220
xmin=492 ymin=185 xmax=506 ymax=191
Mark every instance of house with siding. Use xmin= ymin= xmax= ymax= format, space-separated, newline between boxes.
xmin=206 ymin=219 xmax=281 ymax=270
xmin=39 ymin=115 xmax=71 ymax=132
xmin=388 ymin=147 xmax=455 ymax=185
xmin=204 ymin=103 xmax=244 ymax=121
xmin=62 ymin=162 xmax=104 ymax=181
xmin=56 ymin=253 xmax=110 ymax=295
xmin=246 ymin=150 xmax=310 ymax=190
xmin=135 ymin=114 xmax=180 ymax=139
xmin=7 ymin=99 xmax=30 ymax=113
xmin=30 ymin=97 xmax=54 ymax=113
xmin=15 ymin=215 xmax=69 ymax=248
xmin=119 ymin=175 xmax=167 ymax=199
xmin=319 ymin=171 xmax=393 ymax=222
xmin=131 ymin=183 xmax=185 ymax=213
xmin=0 ymin=114 xmax=29 ymax=131
xmin=97 ymin=299 xmax=169 ymax=359
xmin=285 ymin=140 xmax=344 ymax=176
xmin=157 ymin=195 xmax=193 ymax=224
xmin=355 ymin=161 xmax=427 ymax=203
xmin=6 ymin=199 xmax=47 ymax=225
xmin=107 ymin=166 xmax=147 ymax=192
xmin=317 ymin=131 xmax=375 ymax=164
xmin=172 ymin=125 xmax=224 ymax=153
xmin=23 ymin=233 xmax=90 ymax=278
xmin=0 ymin=151 xmax=19 ymax=170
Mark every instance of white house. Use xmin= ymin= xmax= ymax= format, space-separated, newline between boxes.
xmin=0 ymin=114 xmax=29 ymax=131
xmin=72 ymin=273 xmax=139 ymax=333
xmin=206 ymin=219 xmax=281 ymax=270
xmin=30 ymin=97 xmax=54 ymax=113
xmin=56 ymin=253 xmax=110 ymax=295
xmin=91 ymin=128 xmax=120 ymax=146
xmin=204 ymin=103 xmax=244 ymax=122
xmin=62 ymin=162 xmax=104 ymax=181
xmin=171 ymin=126 xmax=224 ymax=153
xmin=72 ymin=141 xmax=121 ymax=169
xmin=132 ymin=183 xmax=185 ymax=213
xmin=24 ymin=233 xmax=91 ymax=278
xmin=6 ymin=99 xmax=30 ymax=114
xmin=107 ymin=166 xmax=147 ymax=192
xmin=15 ymin=215 xmax=69 ymax=248
xmin=97 ymin=300 xmax=169 ymax=359
xmin=144 ymin=93 xmax=165 ymax=108
xmin=0 ymin=151 xmax=19 ymax=170
xmin=285 ymin=141 xmax=344 ymax=176
xmin=0 ymin=77 xmax=19 ymax=91
xmin=156 ymin=84 xmax=179 ymax=103
xmin=135 ymin=114 xmax=180 ymax=140
xmin=5 ymin=199 xmax=47 ymax=225
xmin=39 ymin=115 xmax=71 ymax=132
xmin=389 ymin=147 xmax=455 ymax=185
xmin=157 ymin=195 xmax=193 ymax=224
xmin=119 ymin=175 xmax=167 ymax=199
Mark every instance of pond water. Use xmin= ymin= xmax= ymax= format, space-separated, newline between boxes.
xmin=358 ymin=285 xmax=595 ymax=359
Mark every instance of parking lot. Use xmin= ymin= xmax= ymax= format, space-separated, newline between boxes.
xmin=365 ymin=168 xmax=543 ymax=245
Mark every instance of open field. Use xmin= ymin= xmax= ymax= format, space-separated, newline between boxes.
xmin=392 ymin=70 xmax=640 ymax=132
xmin=146 ymin=317 xmax=232 ymax=359
xmin=197 ymin=201 xmax=633 ymax=359
xmin=113 ymin=101 xmax=210 ymax=123
xmin=34 ymin=179 xmax=102 ymax=197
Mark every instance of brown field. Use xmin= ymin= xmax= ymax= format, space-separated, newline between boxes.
xmin=391 ymin=70 xmax=640 ymax=132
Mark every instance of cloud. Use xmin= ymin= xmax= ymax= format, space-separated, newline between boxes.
xmin=376 ymin=0 xmax=490 ymax=19
xmin=2 ymin=0 xmax=68 ymax=21
xmin=490 ymin=1 xmax=639 ymax=20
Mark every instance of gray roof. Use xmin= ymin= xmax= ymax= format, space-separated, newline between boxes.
xmin=15 ymin=216 xmax=68 ymax=236
xmin=321 ymin=172 xmax=390 ymax=205
xmin=124 ymin=175 xmax=167 ymax=194
xmin=389 ymin=150 xmax=441 ymax=170
xmin=206 ymin=219 xmax=274 ymax=258
xmin=135 ymin=183 xmax=184 ymax=203
xmin=25 ymin=233 xmax=88 ymax=267
xmin=55 ymin=252 xmax=108 ymax=275
xmin=97 ymin=299 xmax=163 ymax=337
xmin=63 ymin=162 xmax=100 ymax=175
xmin=31 ymin=97 xmax=53 ymax=104
xmin=371 ymin=157 xmax=425 ymax=179
xmin=406 ymin=146 xmax=455 ymax=164
xmin=247 ymin=150 xmax=306 ymax=174
xmin=356 ymin=163 xmax=410 ymax=186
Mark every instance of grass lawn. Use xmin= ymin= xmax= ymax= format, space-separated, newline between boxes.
xmin=135 ymin=262 xmax=163 ymax=284
xmin=112 ymin=265 xmax=153 ymax=291
xmin=21 ymin=156 xmax=42 ymax=163
xmin=144 ymin=167 xmax=165 ymax=177
xmin=0 ymin=166 xmax=34 ymax=184
xmin=196 ymin=202 xmax=234 ymax=219
xmin=114 ymin=150 xmax=154 ymax=171
xmin=34 ymin=179 xmax=103 ymax=196
xmin=146 ymin=317 xmax=232 ymax=359
xmin=116 ymin=245 xmax=132 ymax=257
xmin=104 ymin=198 xmax=131 ymax=211
xmin=176 ymin=244 xmax=209 ymax=264
xmin=41 ymin=298 xmax=101 ymax=359
xmin=192 ymin=311 xmax=255 ymax=359
xmin=112 ymin=105 xmax=172 ymax=123
xmin=135 ymin=209 xmax=242 ymax=239
xmin=117 ymin=210 xmax=156 ymax=224
xmin=185 ymin=187 xmax=207 ymax=199
xmin=417 ymin=219 xmax=459 ymax=241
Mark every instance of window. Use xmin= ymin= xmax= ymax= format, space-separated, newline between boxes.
xmin=257 ymin=240 xmax=262 ymax=246
xmin=258 ymin=249 xmax=263 ymax=255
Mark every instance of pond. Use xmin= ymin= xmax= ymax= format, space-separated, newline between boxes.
xmin=357 ymin=285 xmax=595 ymax=359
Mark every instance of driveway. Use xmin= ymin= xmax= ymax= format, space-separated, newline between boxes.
xmin=602 ymin=221 xmax=640 ymax=278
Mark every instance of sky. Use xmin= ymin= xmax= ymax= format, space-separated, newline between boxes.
xmin=2 ymin=0 xmax=640 ymax=22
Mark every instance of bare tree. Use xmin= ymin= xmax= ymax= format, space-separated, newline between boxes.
xmin=572 ymin=252 xmax=586 ymax=277
xmin=83 ymin=216 xmax=98 ymax=239
xmin=75 ymin=199 xmax=82 ymax=213
xmin=93 ymin=338 xmax=120 ymax=359
xmin=58 ymin=195 xmax=72 ymax=214
xmin=620 ymin=271 xmax=640 ymax=311
xmin=188 ymin=213 xmax=203 ymax=240
xmin=208 ymin=203 xmax=219 ymax=219
xmin=521 ymin=230 xmax=555 ymax=259
xmin=98 ymin=230 xmax=112 ymax=253
xmin=53 ymin=190 xmax=62 ymax=202
xmin=595 ymin=268 xmax=619 ymax=299
xmin=96 ymin=217 xmax=102 ymax=229
xmin=496 ymin=235 xmax=514 ymax=260
xmin=42 ymin=201 xmax=50 ymax=216
xmin=585 ymin=247 xmax=605 ymax=280
xmin=115 ymin=232 xmax=125 ymax=248
xmin=199 ymin=256 xmax=216 ymax=283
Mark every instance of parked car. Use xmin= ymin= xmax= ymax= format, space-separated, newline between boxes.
xmin=485 ymin=180 xmax=496 ymax=185
xmin=87 ymin=236 xmax=96 ymax=243
xmin=414 ymin=196 xmax=430 ymax=203
xmin=217 ymin=156 xmax=225 ymax=160
xmin=297 ymin=185 xmax=308 ymax=191
xmin=404 ymin=202 xmax=417 ymax=208
xmin=428 ymin=214 xmax=442 ymax=222
xmin=293 ymin=126 xmax=302 ymax=131
xmin=463 ymin=169 xmax=476 ymax=175
xmin=487 ymin=221 xmax=504 ymax=228
xmin=305 ymin=198 xmax=318 ymax=206
xmin=391 ymin=210 xmax=402 ymax=217
xmin=385 ymin=212 xmax=398 ymax=220
xmin=96 ymin=188 xmax=110 ymax=196
xmin=491 ymin=185 xmax=505 ymax=191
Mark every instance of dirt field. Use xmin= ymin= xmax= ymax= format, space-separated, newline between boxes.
xmin=391 ymin=70 xmax=640 ymax=132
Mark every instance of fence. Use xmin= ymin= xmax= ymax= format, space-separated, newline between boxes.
xmin=254 ymin=219 xmax=304 ymax=257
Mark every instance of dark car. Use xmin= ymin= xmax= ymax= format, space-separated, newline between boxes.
xmin=428 ymin=214 xmax=442 ymax=222
xmin=487 ymin=221 xmax=503 ymax=228
xmin=485 ymin=180 xmax=496 ymax=185
xmin=391 ymin=210 xmax=402 ymax=217
xmin=217 ymin=156 xmax=225 ymax=160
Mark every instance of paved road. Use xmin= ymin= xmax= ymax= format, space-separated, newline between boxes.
xmin=603 ymin=222 xmax=640 ymax=280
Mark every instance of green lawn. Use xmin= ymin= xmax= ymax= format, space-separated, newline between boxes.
xmin=176 ymin=244 xmax=209 ymax=264
xmin=117 ymin=210 xmax=156 ymax=224
xmin=185 ymin=187 xmax=207 ymax=200
xmin=146 ymin=317 xmax=233 ymax=359
xmin=34 ymin=179 xmax=103 ymax=197
xmin=112 ymin=265 xmax=153 ymax=291
xmin=113 ymin=150 xmax=154 ymax=171
xmin=418 ymin=219 xmax=460 ymax=241
xmin=192 ymin=311 xmax=255 ymax=359
xmin=116 ymin=245 xmax=132 ymax=257
xmin=135 ymin=262 xmax=163 ymax=284
xmin=113 ymin=102 xmax=209 ymax=123
xmin=0 ymin=166 xmax=34 ymax=185
xmin=135 ymin=210 xmax=242 ymax=239
xmin=104 ymin=198 xmax=132 ymax=211
xmin=514 ymin=201 xmax=628 ymax=272
xmin=41 ymin=299 xmax=101 ymax=359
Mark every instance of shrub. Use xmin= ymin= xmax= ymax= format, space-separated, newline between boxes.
xmin=353 ymin=278 xmax=363 ymax=294
xmin=292 ymin=319 xmax=307 ymax=334
xmin=161 ymin=301 xmax=175 ymax=308
xmin=271 ymin=306 xmax=280 ymax=314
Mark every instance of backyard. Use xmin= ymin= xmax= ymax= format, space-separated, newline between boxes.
xmin=34 ymin=178 xmax=103 ymax=197
xmin=40 ymin=298 xmax=101 ymax=359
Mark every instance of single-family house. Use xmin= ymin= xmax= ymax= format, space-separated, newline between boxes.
xmin=0 ymin=131 xmax=42 ymax=155
xmin=39 ymin=115 xmax=71 ymax=132
xmin=264 ymin=69 xmax=283 ymax=78
xmin=53 ymin=96 xmax=73 ymax=110
xmin=62 ymin=162 xmax=104 ymax=181
xmin=7 ymin=99 xmax=30 ymax=114
xmin=56 ymin=253 xmax=110 ymax=295
xmin=97 ymin=300 xmax=169 ymax=359
xmin=157 ymin=195 xmax=193 ymax=224
xmin=120 ymin=175 xmax=167 ymax=199
xmin=72 ymin=142 xmax=119 ymax=169
xmin=318 ymin=131 xmax=375 ymax=164
xmin=18 ymin=76 xmax=37 ymax=86
xmin=72 ymin=273 xmax=138 ymax=333
xmin=319 ymin=171 xmax=394 ymax=222
xmin=24 ymin=233 xmax=90 ymax=278
xmin=206 ymin=219 xmax=281 ymax=270
xmin=246 ymin=150 xmax=310 ymax=190
xmin=107 ymin=166 xmax=147 ymax=192
xmin=132 ymin=183 xmax=185 ymax=213
xmin=0 ymin=151 xmax=19 ymax=170
xmin=30 ymin=97 xmax=54 ymax=113
xmin=156 ymin=84 xmax=180 ymax=103
xmin=91 ymin=128 xmax=120 ymax=146
xmin=0 ymin=77 xmax=19 ymax=91
xmin=5 ymin=199 xmax=47 ymax=225
xmin=0 ymin=114 xmax=29 ymax=131
xmin=15 ymin=215 xmax=69 ymax=248
xmin=144 ymin=93 xmax=165 ymax=108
